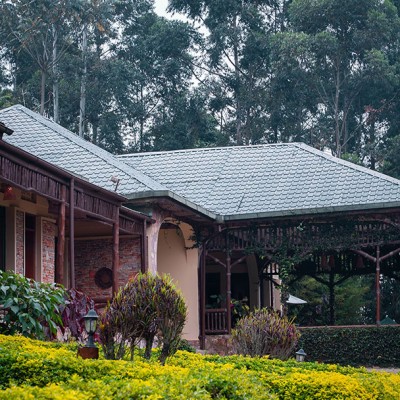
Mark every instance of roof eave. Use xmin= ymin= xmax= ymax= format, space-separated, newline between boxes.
xmin=221 ymin=201 xmax=400 ymax=222
xmin=125 ymin=190 xmax=218 ymax=220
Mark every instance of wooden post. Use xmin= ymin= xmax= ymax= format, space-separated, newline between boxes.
xmin=141 ymin=220 xmax=147 ymax=273
xmin=69 ymin=178 xmax=75 ymax=288
xmin=376 ymin=245 xmax=381 ymax=325
xmin=199 ymin=246 xmax=206 ymax=350
xmin=329 ymin=269 xmax=335 ymax=325
xmin=226 ymin=232 xmax=232 ymax=334
xmin=112 ymin=207 xmax=120 ymax=296
xmin=56 ymin=185 xmax=66 ymax=284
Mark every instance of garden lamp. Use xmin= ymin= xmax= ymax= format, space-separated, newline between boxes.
xmin=83 ymin=308 xmax=98 ymax=348
xmin=295 ymin=348 xmax=307 ymax=362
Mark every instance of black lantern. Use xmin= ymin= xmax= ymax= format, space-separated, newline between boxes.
xmin=83 ymin=308 xmax=98 ymax=348
xmin=295 ymin=348 xmax=307 ymax=362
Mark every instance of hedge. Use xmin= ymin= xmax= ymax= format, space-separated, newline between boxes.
xmin=1 ymin=334 xmax=400 ymax=399
xmin=298 ymin=326 xmax=400 ymax=367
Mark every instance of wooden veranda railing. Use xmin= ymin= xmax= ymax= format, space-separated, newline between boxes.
xmin=205 ymin=308 xmax=229 ymax=334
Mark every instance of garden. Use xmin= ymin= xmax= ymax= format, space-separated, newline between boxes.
xmin=1 ymin=270 xmax=400 ymax=399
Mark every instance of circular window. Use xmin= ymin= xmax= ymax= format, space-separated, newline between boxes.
xmin=94 ymin=267 xmax=113 ymax=289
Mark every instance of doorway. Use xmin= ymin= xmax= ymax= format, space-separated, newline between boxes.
xmin=25 ymin=214 xmax=36 ymax=279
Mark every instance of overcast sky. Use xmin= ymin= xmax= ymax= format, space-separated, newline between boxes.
xmin=154 ymin=0 xmax=169 ymax=16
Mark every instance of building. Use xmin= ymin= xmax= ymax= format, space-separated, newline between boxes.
xmin=1 ymin=105 xmax=400 ymax=349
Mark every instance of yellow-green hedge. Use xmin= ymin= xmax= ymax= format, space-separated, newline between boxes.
xmin=0 ymin=334 xmax=399 ymax=399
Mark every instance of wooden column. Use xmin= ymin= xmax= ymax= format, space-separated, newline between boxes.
xmin=199 ymin=246 xmax=206 ymax=350
xmin=112 ymin=207 xmax=120 ymax=296
xmin=55 ymin=185 xmax=66 ymax=284
xmin=375 ymin=245 xmax=381 ymax=325
xmin=329 ymin=269 xmax=335 ymax=325
xmin=226 ymin=232 xmax=232 ymax=334
xmin=69 ymin=178 xmax=75 ymax=288
xmin=141 ymin=220 xmax=147 ymax=273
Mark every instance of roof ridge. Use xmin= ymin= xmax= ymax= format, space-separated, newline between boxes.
xmin=2 ymin=105 xmax=166 ymax=192
xmin=118 ymin=142 xmax=291 ymax=158
xmin=294 ymin=143 xmax=400 ymax=187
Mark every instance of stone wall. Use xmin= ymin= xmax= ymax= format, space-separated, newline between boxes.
xmin=204 ymin=335 xmax=234 ymax=355
xmin=74 ymin=237 xmax=141 ymax=299
xmin=15 ymin=210 xmax=24 ymax=274
xmin=42 ymin=219 xmax=56 ymax=283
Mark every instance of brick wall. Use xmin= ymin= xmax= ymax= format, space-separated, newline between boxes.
xmin=42 ymin=220 xmax=56 ymax=283
xmin=15 ymin=210 xmax=24 ymax=274
xmin=75 ymin=237 xmax=141 ymax=299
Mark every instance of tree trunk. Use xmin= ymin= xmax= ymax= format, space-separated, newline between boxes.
xmin=52 ymin=25 xmax=59 ymax=124
xmin=334 ymin=62 xmax=341 ymax=158
xmin=233 ymin=15 xmax=242 ymax=145
xmin=40 ymin=68 xmax=46 ymax=115
xmin=79 ymin=25 xmax=88 ymax=138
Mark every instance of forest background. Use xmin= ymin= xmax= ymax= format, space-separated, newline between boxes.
xmin=1 ymin=0 xmax=400 ymax=325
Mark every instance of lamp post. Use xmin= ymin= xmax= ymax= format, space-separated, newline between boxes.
xmin=83 ymin=308 xmax=98 ymax=347
xmin=295 ymin=348 xmax=307 ymax=362
xmin=77 ymin=308 xmax=99 ymax=359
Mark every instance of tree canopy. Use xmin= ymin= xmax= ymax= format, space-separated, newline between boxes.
xmin=0 ymin=0 xmax=400 ymax=177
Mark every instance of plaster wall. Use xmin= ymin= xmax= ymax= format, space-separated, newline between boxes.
xmin=157 ymin=222 xmax=199 ymax=341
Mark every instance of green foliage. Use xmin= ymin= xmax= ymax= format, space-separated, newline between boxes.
xmin=0 ymin=271 xmax=66 ymax=340
xmin=299 ymin=325 xmax=400 ymax=367
xmin=99 ymin=272 xmax=187 ymax=364
xmin=287 ymin=275 xmax=372 ymax=326
xmin=2 ymin=334 xmax=400 ymax=399
xmin=231 ymin=308 xmax=300 ymax=360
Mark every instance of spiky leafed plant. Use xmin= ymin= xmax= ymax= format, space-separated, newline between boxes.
xmin=156 ymin=275 xmax=187 ymax=364
xmin=231 ymin=308 xmax=300 ymax=360
xmin=99 ymin=272 xmax=187 ymax=363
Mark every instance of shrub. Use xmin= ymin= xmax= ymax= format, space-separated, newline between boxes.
xmin=57 ymin=288 xmax=96 ymax=343
xmin=231 ymin=308 xmax=300 ymax=359
xmin=299 ymin=325 xmax=400 ymax=367
xmin=0 ymin=271 xmax=66 ymax=340
xmin=1 ymin=334 xmax=400 ymax=399
xmin=156 ymin=275 xmax=187 ymax=364
xmin=99 ymin=272 xmax=187 ymax=364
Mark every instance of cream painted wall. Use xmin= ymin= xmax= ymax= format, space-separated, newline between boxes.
xmin=157 ymin=222 xmax=199 ymax=341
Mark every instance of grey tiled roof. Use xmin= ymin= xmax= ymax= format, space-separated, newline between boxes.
xmin=0 ymin=105 xmax=165 ymax=194
xmin=2 ymin=104 xmax=400 ymax=221
xmin=119 ymin=144 xmax=400 ymax=219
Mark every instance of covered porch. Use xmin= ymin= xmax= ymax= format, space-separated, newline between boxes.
xmin=0 ymin=135 xmax=150 ymax=302
xmin=199 ymin=210 xmax=400 ymax=348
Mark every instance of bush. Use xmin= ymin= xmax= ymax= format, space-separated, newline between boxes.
xmin=57 ymin=288 xmax=96 ymax=343
xmin=231 ymin=308 xmax=300 ymax=359
xmin=299 ymin=325 xmax=400 ymax=367
xmin=0 ymin=271 xmax=66 ymax=340
xmin=99 ymin=272 xmax=187 ymax=364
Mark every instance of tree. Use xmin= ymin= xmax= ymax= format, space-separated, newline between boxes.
xmin=287 ymin=0 xmax=400 ymax=158
xmin=169 ymin=0 xmax=291 ymax=145
xmin=116 ymin=5 xmax=203 ymax=151
xmin=0 ymin=0 xmax=80 ymax=115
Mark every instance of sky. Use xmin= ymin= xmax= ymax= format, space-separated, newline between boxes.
xmin=154 ymin=0 xmax=169 ymax=17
